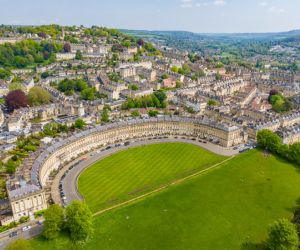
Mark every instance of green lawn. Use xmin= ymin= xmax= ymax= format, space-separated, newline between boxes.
xmin=78 ymin=142 xmax=226 ymax=212
xmin=30 ymin=149 xmax=300 ymax=250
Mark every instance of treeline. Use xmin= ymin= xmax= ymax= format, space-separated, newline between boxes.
xmin=17 ymin=24 xmax=62 ymax=39
xmin=122 ymin=91 xmax=167 ymax=110
xmin=0 ymin=39 xmax=62 ymax=68
xmin=257 ymin=129 xmax=300 ymax=165
xmin=84 ymin=26 xmax=121 ymax=37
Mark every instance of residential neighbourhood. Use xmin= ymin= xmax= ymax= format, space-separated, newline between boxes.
xmin=0 ymin=1 xmax=300 ymax=248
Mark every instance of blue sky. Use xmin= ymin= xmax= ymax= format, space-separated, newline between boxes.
xmin=0 ymin=0 xmax=299 ymax=33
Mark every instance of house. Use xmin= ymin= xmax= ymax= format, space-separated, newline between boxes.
xmin=119 ymin=67 xmax=136 ymax=78
xmin=56 ymin=53 xmax=76 ymax=61
xmin=23 ymin=78 xmax=34 ymax=93
xmin=162 ymin=78 xmax=176 ymax=88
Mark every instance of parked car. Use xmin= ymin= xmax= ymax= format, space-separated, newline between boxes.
xmin=22 ymin=226 xmax=31 ymax=232
xmin=9 ymin=231 xmax=18 ymax=237
xmin=37 ymin=220 xmax=43 ymax=225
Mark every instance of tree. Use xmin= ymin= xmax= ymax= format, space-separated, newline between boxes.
xmin=63 ymin=43 xmax=71 ymax=53
xmin=182 ymin=63 xmax=190 ymax=74
xmin=5 ymin=238 xmax=30 ymax=250
xmin=171 ymin=66 xmax=179 ymax=73
xmin=9 ymin=82 xmax=24 ymax=91
xmin=289 ymin=143 xmax=300 ymax=165
xmin=41 ymin=71 xmax=50 ymax=79
xmin=137 ymin=38 xmax=144 ymax=46
xmin=290 ymin=62 xmax=298 ymax=73
xmin=154 ymin=91 xmax=167 ymax=107
xmin=175 ymin=81 xmax=182 ymax=88
xmin=0 ymin=68 xmax=11 ymax=79
xmin=74 ymin=118 xmax=86 ymax=129
xmin=148 ymin=110 xmax=158 ymax=117
xmin=257 ymin=129 xmax=281 ymax=152
xmin=129 ymin=84 xmax=139 ymax=91
xmin=65 ymin=201 xmax=93 ymax=243
xmin=101 ymin=108 xmax=109 ymax=123
xmin=270 ymin=95 xmax=283 ymax=105
xmin=38 ymin=32 xmax=47 ymax=38
xmin=269 ymin=89 xmax=280 ymax=100
xmin=74 ymin=79 xmax=88 ymax=92
xmin=27 ymin=86 xmax=51 ymax=106
xmin=131 ymin=110 xmax=140 ymax=117
xmin=75 ymin=50 xmax=82 ymax=60
xmin=43 ymin=204 xmax=64 ymax=240
xmin=5 ymin=90 xmax=28 ymax=111
xmin=80 ymin=88 xmax=96 ymax=101
xmin=208 ymin=99 xmax=217 ymax=106
xmin=6 ymin=159 xmax=18 ymax=174
xmin=266 ymin=218 xmax=299 ymax=250
xmin=215 ymin=72 xmax=222 ymax=80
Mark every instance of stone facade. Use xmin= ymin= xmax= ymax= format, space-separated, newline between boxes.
xmin=30 ymin=117 xmax=245 ymax=188
xmin=7 ymin=184 xmax=47 ymax=221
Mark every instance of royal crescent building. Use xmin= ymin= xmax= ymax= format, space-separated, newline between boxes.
xmin=7 ymin=116 xmax=246 ymax=221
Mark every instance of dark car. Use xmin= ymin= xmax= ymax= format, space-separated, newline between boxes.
xmin=9 ymin=231 xmax=18 ymax=238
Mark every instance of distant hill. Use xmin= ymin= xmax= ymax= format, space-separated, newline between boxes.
xmin=121 ymin=29 xmax=300 ymax=42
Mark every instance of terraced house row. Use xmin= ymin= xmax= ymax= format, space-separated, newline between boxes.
xmin=4 ymin=116 xmax=245 ymax=224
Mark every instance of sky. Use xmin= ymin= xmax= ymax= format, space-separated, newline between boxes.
xmin=0 ymin=0 xmax=300 ymax=33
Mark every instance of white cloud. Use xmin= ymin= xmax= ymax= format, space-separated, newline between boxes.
xmin=195 ymin=2 xmax=209 ymax=7
xmin=213 ymin=0 xmax=226 ymax=6
xmin=180 ymin=0 xmax=223 ymax=8
xmin=259 ymin=1 xmax=268 ymax=7
xmin=180 ymin=0 xmax=193 ymax=8
xmin=268 ymin=6 xmax=286 ymax=14
xmin=180 ymin=3 xmax=193 ymax=8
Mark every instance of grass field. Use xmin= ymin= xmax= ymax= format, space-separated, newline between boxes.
xmin=78 ymin=142 xmax=226 ymax=212
xmin=30 ymin=149 xmax=300 ymax=250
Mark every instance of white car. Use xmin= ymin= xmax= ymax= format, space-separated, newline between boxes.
xmin=22 ymin=226 xmax=31 ymax=232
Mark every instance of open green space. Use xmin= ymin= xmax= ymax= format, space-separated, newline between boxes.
xmin=31 ymin=149 xmax=300 ymax=250
xmin=78 ymin=142 xmax=226 ymax=212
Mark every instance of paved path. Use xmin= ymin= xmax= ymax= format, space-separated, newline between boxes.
xmin=52 ymin=138 xmax=238 ymax=207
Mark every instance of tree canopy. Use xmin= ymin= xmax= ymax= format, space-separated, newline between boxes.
xmin=74 ymin=118 xmax=86 ymax=129
xmin=58 ymin=78 xmax=88 ymax=96
xmin=43 ymin=204 xmax=64 ymax=240
xmin=5 ymin=89 xmax=28 ymax=111
xmin=0 ymin=40 xmax=62 ymax=68
xmin=27 ymin=86 xmax=51 ymax=106
xmin=65 ymin=201 xmax=93 ymax=243
xmin=266 ymin=219 xmax=299 ymax=250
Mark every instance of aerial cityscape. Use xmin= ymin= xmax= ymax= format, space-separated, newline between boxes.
xmin=0 ymin=0 xmax=300 ymax=249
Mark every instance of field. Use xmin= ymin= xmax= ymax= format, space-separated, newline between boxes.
xmin=78 ymin=142 xmax=227 ymax=212
xmin=30 ymin=148 xmax=300 ymax=250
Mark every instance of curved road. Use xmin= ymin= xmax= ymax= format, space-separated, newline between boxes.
xmin=52 ymin=138 xmax=238 ymax=207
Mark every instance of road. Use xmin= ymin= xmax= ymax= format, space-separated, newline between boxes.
xmin=0 ymin=138 xmax=238 ymax=248
xmin=53 ymin=138 xmax=238 ymax=206
xmin=0 ymin=221 xmax=43 ymax=249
